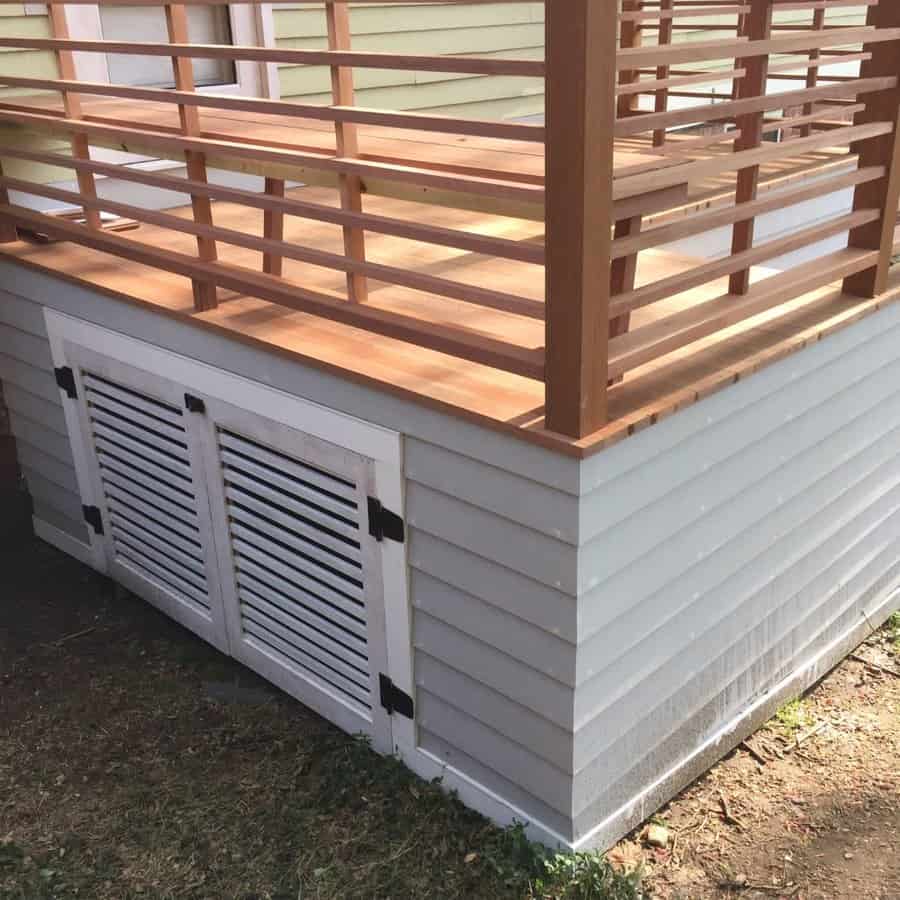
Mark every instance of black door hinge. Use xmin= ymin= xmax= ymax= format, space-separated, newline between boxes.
xmin=367 ymin=497 xmax=405 ymax=543
xmin=184 ymin=393 xmax=206 ymax=414
xmin=82 ymin=504 xmax=104 ymax=536
xmin=54 ymin=366 xmax=77 ymax=399
xmin=379 ymin=674 xmax=414 ymax=719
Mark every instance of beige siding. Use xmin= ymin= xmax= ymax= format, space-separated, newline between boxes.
xmin=0 ymin=7 xmax=57 ymax=100
xmin=274 ymin=2 xmax=544 ymax=119
xmin=0 ymin=8 xmax=70 ymax=184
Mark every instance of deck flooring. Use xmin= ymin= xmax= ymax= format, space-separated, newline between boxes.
xmin=2 ymin=180 xmax=896 ymax=456
xmin=1 ymin=97 xmax=897 ymax=454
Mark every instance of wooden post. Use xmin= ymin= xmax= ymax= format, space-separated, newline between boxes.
xmin=165 ymin=3 xmax=218 ymax=311
xmin=48 ymin=4 xmax=101 ymax=230
xmin=0 ymin=160 xmax=16 ymax=242
xmin=652 ymin=0 xmax=674 ymax=148
xmin=799 ymin=6 xmax=826 ymax=138
xmin=728 ymin=0 xmax=773 ymax=296
xmin=617 ymin=0 xmax=642 ymax=120
xmin=325 ymin=0 xmax=368 ymax=303
xmin=843 ymin=1 xmax=900 ymax=298
xmin=262 ymin=176 xmax=285 ymax=277
xmin=544 ymin=0 xmax=617 ymax=438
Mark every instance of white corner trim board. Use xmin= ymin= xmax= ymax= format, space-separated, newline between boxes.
xmin=32 ymin=515 xmax=96 ymax=570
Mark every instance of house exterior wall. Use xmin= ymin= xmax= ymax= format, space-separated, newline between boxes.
xmin=571 ymin=301 xmax=900 ymax=847
xmin=0 ymin=287 xmax=87 ymax=543
xmin=274 ymin=1 xmax=544 ymax=119
xmin=3 ymin=261 xmax=900 ymax=849
xmin=0 ymin=260 xmax=581 ymax=843
xmin=271 ymin=3 xmax=865 ymax=121
xmin=0 ymin=6 xmax=56 ymax=102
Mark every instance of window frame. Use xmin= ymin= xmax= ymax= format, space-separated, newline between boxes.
xmin=60 ymin=3 xmax=275 ymax=98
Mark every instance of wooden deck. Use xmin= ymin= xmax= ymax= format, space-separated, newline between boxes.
xmin=3 ymin=179 xmax=896 ymax=457
xmin=3 ymin=1 xmax=900 ymax=451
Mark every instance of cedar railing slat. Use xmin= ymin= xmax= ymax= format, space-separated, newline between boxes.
xmin=165 ymin=2 xmax=218 ymax=311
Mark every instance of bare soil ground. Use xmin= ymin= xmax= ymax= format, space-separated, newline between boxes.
xmin=2 ymin=533 xmax=900 ymax=899
xmin=609 ymin=620 xmax=900 ymax=900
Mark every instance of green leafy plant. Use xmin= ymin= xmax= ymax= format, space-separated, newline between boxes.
xmin=774 ymin=697 xmax=812 ymax=736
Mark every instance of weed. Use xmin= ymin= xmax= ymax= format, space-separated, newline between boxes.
xmin=887 ymin=611 xmax=900 ymax=655
xmin=774 ymin=698 xmax=812 ymax=736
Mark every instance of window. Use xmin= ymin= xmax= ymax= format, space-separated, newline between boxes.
xmin=63 ymin=4 xmax=268 ymax=97
xmin=99 ymin=5 xmax=236 ymax=88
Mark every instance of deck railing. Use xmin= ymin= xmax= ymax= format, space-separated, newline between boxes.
xmin=0 ymin=0 xmax=898 ymax=440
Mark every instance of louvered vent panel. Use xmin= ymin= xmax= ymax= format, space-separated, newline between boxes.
xmin=218 ymin=429 xmax=372 ymax=710
xmin=83 ymin=373 xmax=211 ymax=611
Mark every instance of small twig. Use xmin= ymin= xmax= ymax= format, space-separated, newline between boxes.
xmin=718 ymin=882 xmax=799 ymax=895
xmin=740 ymin=739 xmax=769 ymax=766
xmin=43 ymin=627 xmax=95 ymax=649
xmin=791 ymin=721 xmax=828 ymax=751
xmin=718 ymin=792 xmax=746 ymax=830
xmin=850 ymin=652 xmax=900 ymax=679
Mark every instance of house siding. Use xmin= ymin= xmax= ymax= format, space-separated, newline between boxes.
xmin=273 ymin=4 xmax=865 ymax=120
xmin=0 ymin=260 xmax=581 ymax=842
xmin=274 ymin=2 xmax=544 ymax=119
xmin=6 ymin=259 xmax=900 ymax=849
xmin=571 ymin=303 xmax=900 ymax=845
xmin=0 ymin=289 xmax=87 ymax=543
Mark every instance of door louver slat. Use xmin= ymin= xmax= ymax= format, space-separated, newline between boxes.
xmin=236 ymin=569 xmax=369 ymax=644
xmin=99 ymin=452 xmax=198 ymax=510
xmin=225 ymin=492 xmax=360 ymax=561
xmin=219 ymin=429 xmax=373 ymax=712
xmin=83 ymin=374 xmax=185 ymax=427
xmin=91 ymin=421 xmax=193 ymax=478
xmin=95 ymin=437 xmax=194 ymax=488
xmin=218 ymin=431 xmax=357 ymax=503
xmin=223 ymin=474 xmax=360 ymax=542
xmin=99 ymin=467 xmax=200 ymax=526
xmin=83 ymin=372 xmax=211 ymax=614
xmin=108 ymin=510 xmax=206 ymax=578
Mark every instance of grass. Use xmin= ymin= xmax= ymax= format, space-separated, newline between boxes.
xmin=773 ymin=697 xmax=813 ymax=737
xmin=0 ymin=538 xmax=643 ymax=900
xmin=887 ymin=611 xmax=900 ymax=656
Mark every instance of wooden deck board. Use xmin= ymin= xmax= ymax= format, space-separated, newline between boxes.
xmin=2 ymin=181 xmax=896 ymax=457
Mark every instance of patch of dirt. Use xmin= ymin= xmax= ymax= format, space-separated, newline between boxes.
xmin=611 ymin=621 xmax=900 ymax=899
xmin=4 ymin=532 xmax=900 ymax=899
xmin=0 ymin=537 xmax=558 ymax=900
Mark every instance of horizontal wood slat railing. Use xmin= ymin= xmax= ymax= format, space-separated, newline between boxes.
xmin=1 ymin=0 xmax=900 ymax=440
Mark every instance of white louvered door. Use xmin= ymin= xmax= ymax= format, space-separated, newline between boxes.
xmin=50 ymin=316 xmax=405 ymax=757
xmin=197 ymin=396 xmax=394 ymax=752
xmin=63 ymin=343 xmax=230 ymax=652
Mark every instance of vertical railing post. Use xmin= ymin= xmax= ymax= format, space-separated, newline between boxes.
xmin=544 ymin=0 xmax=617 ymax=438
xmin=843 ymin=1 xmax=900 ymax=299
xmin=653 ymin=0 xmax=673 ymax=148
xmin=326 ymin=0 xmax=368 ymax=303
xmin=48 ymin=3 xmax=101 ymax=231
xmin=728 ymin=0 xmax=773 ymax=296
xmin=0 ymin=161 xmax=16 ymax=242
xmin=799 ymin=5 xmax=826 ymax=138
xmin=262 ymin=176 xmax=285 ymax=277
xmin=616 ymin=0 xmax=641 ymax=120
xmin=165 ymin=3 xmax=218 ymax=312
